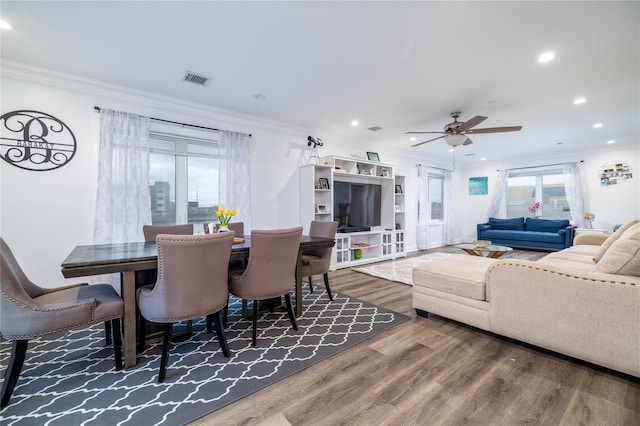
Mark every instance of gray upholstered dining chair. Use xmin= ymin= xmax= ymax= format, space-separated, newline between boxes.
xmin=204 ymin=221 xmax=244 ymax=235
xmin=0 ymin=237 xmax=123 ymax=408
xmin=228 ymin=226 xmax=303 ymax=346
xmin=136 ymin=233 xmax=235 ymax=383
xmin=143 ymin=224 xmax=194 ymax=241
xmin=299 ymin=220 xmax=338 ymax=301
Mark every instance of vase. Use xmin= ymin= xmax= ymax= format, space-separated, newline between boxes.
xmin=218 ymin=225 xmax=229 ymax=233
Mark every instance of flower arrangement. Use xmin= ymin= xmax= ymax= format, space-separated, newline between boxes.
xmin=584 ymin=212 xmax=595 ymax=229
xmin=528 ymin=201 xmax=540 ymax=216
xmin=216 ymin=205 xmax=237 ymax=226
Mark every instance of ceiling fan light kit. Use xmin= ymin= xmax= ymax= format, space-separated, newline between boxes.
xmin=407 ymin=111 xmax=522 ymax=148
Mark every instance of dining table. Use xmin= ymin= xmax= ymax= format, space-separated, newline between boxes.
xmin=61 ymin=234 xmax=335 ymax=368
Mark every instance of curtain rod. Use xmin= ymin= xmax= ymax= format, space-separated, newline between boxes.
xmin=93 ymin=106 xmax=252 ymax=137
xmin=498 ymin=160 xmax=583 ymax=172
xmin=416 ymin=164 xmax=451 ymax=171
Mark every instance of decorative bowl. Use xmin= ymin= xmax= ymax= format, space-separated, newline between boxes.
xmin=473 ymin=240 xmax=492 ymax=248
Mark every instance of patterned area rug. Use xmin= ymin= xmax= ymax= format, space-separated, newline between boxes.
xmin=0 ymin=289 xmax=407 ymax=425
xmin=352 ymin=253 xmax=449 ymax=285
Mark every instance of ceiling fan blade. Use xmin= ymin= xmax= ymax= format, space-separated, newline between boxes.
xmin=411 ymin=135 xmax=445 ymax=147
xmin=457 ymin=115 xmax=487 ymax=131
xmin=462 ymin=138 xmax=473 ymax=145
xmin=405 ymin=131 xmax=446 ymax=134
xmin=465 ymin=126 xmax=522 ymax=134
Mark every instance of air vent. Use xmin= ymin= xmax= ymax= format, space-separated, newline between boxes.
xmin=464 ymin=153 xmax=476 ymax=157
xmin=367 ymin=126 xmax=383 ymax=131
xmin=183 ymin=71 xmax=211 ymax=86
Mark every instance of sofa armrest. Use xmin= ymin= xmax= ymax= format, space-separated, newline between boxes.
xmin=562 ymin=225 xmax=575 ymax=248
xmin=486 ymin=259 xmax=640 ymax=377
xmin=477 ymin=223 xmax=491 ymax=236
xmin=574 ymin=232 xmax=609 ymax=246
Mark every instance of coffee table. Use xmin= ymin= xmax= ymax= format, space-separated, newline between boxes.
xmin=455 ymin=243 xmax=513 ymax=258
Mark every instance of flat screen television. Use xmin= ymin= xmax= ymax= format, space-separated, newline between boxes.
xmin=333 ymin=181 xmax=381 ymax=231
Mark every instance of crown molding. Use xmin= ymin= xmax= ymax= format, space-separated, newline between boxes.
xmin=0 ymin=60 xmax=307 ymax=136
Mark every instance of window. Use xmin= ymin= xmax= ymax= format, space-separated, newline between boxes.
xmin=149 ymin=130 xmax=220 ymax=228
xmin=429 ymin=176 xmax=444 ymax=220
xmin=507 ymin=168 xmax=570 ymax=219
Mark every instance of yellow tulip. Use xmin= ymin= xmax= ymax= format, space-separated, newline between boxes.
xmin=215 ymin=211 xmax=222 ymax=217
xmin=231 ymin=209 xmax=237 ymax=216
xmin=218 ymin=205 xmax=225 ymax=211
xmin=224 ymin=209 xmax=230 ymax=215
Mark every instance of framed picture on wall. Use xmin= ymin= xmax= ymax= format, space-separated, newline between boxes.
xmin=367 ymin=152 xmax=380 ymax=162
xmin=469 ymin=176 xmax=488 ymax=195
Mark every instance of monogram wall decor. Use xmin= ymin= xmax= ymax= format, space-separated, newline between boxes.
xmin=0 ymin=110 xmax=77 ymax=171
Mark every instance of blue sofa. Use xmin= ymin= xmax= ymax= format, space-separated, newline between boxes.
xmin=477 ymin=217 xmax=575 ymax=250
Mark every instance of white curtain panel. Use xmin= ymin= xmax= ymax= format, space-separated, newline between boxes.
xmin=94 ymin=109 xmax=151 ymax=245
xmin=563 ymin=161 xmax=586 ymax=228
xmin=219 ymin=130 xmax=252 ymax=232
xmin=416 ymin=165 xmax=430 ymax=250
xmin=443 ymin=169 xmax=455 ymax=244
xmin=486 ymin=169 xmax=509 ymax=219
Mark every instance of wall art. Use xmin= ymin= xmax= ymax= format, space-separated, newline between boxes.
xmin=0 ymin=110 xmax=77 ymax=171
xmin=598 ymin=161 xmax=632 ymax=186
xmin=469 ymin=176 xmax=488 ymax=195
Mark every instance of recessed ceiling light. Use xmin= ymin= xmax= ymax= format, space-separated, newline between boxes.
xmin=351 ymin=120 xmax=359 ymax=127
xmin=0 ymin=20 xmax=13 ymax=30
xmin=409 ymin=137 xmax=416 ymax=142
xmin=607 ymin=140 xmax=615 ymax=144
xmin=593 ymin=123 xmax=603 ymax=128
xmin=538 ymin=51 xmax=555 ymax=63
xmin=573 ymin=97 xmax=587 ymax=105
xmin=253 ymin=94 xmax=266 ymax=100
xmin=448 ymin=148 xmax=454 ymax=152
xmin=480 ymin=157 xmax=486 ymax=161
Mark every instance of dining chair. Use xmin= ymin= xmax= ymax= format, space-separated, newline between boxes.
xmin=0 ymin=237 xmax=123 ymax=408
xmin=204 ymin=221 xmax=244 ymax=235
xmin=299 ymin=220 xmax=339 ymax=301
xmin=143 ymin=224 xmax=194 ymax=241
xmin=136 ymin=233 xmax=235 ymax=383
xmin=228 ymin=226 xmax=303 ymax=346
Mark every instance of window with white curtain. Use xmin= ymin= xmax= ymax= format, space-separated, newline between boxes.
xmin=149 ymin=130 xmax=220 ymax=227
xmin=429 ymin=175 xmax=444 ymax=221
xmin=506 ymin=167 xmax=570 ymax=219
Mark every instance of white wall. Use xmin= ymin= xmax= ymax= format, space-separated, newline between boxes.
xmin=454 ymin=148 xmax=640 ymax=242
xmin=0 ymin=64 xmax=432 ymax=287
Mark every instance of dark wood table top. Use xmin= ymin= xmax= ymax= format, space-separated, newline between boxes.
xmin=61 ymin=235 xmax=334 ymax=278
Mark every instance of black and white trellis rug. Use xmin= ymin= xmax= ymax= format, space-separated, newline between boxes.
xmin=0 ymin=289 xmax=408 ymax=425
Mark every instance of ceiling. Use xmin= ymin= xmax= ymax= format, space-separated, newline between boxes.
xmin=1 ymin=1 xmax=639 ymax=166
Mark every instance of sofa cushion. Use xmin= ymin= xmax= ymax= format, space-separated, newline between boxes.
xmin=525 ymin=218 xmax=570 ymax=233
xmin=593 ymin=219 xmax=640 ymax=263
xmin=488 ymin=217 xmax=525 ymax=230
xmin=412 ymin=254 xmax=497 ymax=301
xmin=480 ymin=229 xmax=565 ymax=244
xmin=595 ymin=231 xmax=640 ymax=276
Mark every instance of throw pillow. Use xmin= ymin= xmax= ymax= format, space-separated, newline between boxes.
xmin=595 ymin=232 xmax=640 ymax=276
xmin=488 ymin=217 xmax=525 ymax=230
xmin=593 ymin=219 xmax=640 ymax=263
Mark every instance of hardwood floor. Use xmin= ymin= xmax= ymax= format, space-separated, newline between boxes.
xmin=192 ymin=247 xmax=640 ymax=425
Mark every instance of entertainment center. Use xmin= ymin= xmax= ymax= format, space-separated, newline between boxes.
xmin=300 ymin=155 xmax=406 ymax=269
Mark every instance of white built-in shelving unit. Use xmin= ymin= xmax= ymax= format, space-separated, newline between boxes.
xmin=299 ymin=155 xmax=406 ymax=269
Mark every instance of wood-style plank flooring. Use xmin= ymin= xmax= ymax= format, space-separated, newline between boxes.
xmin=192 ymin=247 xmax=640 ymax=425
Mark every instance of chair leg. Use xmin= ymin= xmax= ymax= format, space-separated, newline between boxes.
xmin=223 ymin=301 xmax=229 ymax=329
xmin=111 ymin=318 xmax=123 ymax=371
xmin=206 ymin=314 xmax=213 ymax=333
xmin=308 ymin=276 xmax=314 ymax=293
xmin=138 ymin=316 xmax=147 ymax=353
xmin=158 ymin=323 xmax=173 ymax=383
xmin=252 ymin=300 xmax=258 ymax=346
xmin=323 ymin=273 xmax=333 ymax=301
xmin=104 ymin=322 xmax=112 ymax=346
xmin=284 ymin=293 xmax=298 ymax=331
xmin=1 ymin=340 xmax=28 ymax=409
xmin=213 ymin=311 xmax=231 ymax=357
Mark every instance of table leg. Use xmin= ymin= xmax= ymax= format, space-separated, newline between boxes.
xmin=295 ymin=250 xmax=303 ymax=317
xmin=121 ymin=271 xmax=137 ymax=368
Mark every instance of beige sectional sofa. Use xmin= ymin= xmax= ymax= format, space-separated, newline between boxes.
xmin=412 ymin=219 xmax=640 ymax=378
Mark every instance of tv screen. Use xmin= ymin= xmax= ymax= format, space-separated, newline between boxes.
xmin=333 ymin=181 xmax=381 ymax=229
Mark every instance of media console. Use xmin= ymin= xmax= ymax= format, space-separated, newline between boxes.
xmin=299 ymin=155 xmax=406 ymax=269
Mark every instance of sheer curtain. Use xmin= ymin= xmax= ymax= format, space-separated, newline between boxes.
xmin=443 ymin=169 xmax=454 ymax=244
xmin=94 ymin=109 xmax=151 ymax=245
xmin=486 ymin=169 xmax=509 ymax=219
xmin=219 ymin=130 xmax=252 ymax=231
xmin=563 ymin=161 xmax=586 ymax=227
xmin=416 ymin=165 xmax=430 ymax=249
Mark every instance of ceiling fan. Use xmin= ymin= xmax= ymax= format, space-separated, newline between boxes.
xmin=406 ymin=112 xmax=522 ymax=148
